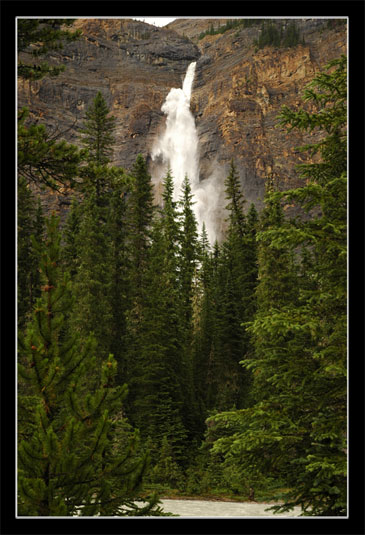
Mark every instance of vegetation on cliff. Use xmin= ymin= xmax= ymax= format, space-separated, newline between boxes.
xmin=17 ymin=19 xmax=347 ymax=516
xmin=198 ymin=18 xmax=302 ymax=49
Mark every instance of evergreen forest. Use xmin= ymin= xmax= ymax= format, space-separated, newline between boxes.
xmin=17 ymin=20 xmax=347 ymax=517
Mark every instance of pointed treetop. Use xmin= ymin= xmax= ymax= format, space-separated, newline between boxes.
xmin=224 ymin=159 xmax=246 ymax=238
xmin=80 ymin=91 xmax=116 ymax=166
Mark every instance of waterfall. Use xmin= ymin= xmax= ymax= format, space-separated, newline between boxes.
xmin=151 ymin=62 xmax=219 ymax=243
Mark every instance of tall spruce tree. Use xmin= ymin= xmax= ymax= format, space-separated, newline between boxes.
xmin=178 ymin=175 xmax=201 ymax=444
xmin=206 ymin=161 xmax=257 ymax=410
xmin=123 ymin=154 xmax=156 ymax=406
xmin=69 ymin=93 xmax=123 ymax=362
xmin=191 ymin=226 xmax=216 ymax=419
xmin=106 ymin=171 xmax=133 ymax=380
xmin=179 ymin=175 xmax=199 ymax=329
xmin=80 ymin=91 xmax=116 ymax=166
xmin=18 ymin=215 xmax=166 ymax=516
xmin=125 ymin=154 xmax=155 ymax=314
xmin=79 ymin=91 xmax=116 ymax=199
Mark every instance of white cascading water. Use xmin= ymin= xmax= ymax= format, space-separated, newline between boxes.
xmin=151 ymin=62 xmax=220 ymax=243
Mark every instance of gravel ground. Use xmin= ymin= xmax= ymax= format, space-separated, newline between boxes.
xmin=158 ymin=498 xmax=302 ymax=517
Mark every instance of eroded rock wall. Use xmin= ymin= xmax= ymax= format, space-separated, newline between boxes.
xmin=18 ymin=18 xmax=346 ymax=220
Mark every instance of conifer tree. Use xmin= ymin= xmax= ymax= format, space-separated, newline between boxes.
xmin=79 ymin=91 xmax=116 ymax=199
xmin=178 ymin=175 xmax=201 ymax=444
xmin=18 ymin=215 xmax=165 ymax=516
xmin=243 ymin=203 xmax=259 ymax=327
xmin=62 ymin=197 xmax=82 ymax=280
xmin=18 ymin=181 xmax=45 ymax=330
xmin=106 ymin=171 xmax=133 ymax=380
xmin=127 ymin=154 xmax=155 ymax=297
xmin=179 ymin=175 xmax=199 ymax=327
xmin=224 ymin=160 xmax=246 ymax=239
xmin=191 ymin=226 xmax=216 ymax=418
xmin=282 ymin=21 xmax=300 ymax=48
xmin=244 ymin=177 xmax=300 ymax=400
xmin=123 ymin=154 xmax=156 ymax=402
xmin=80 ymin=91 xmax=116 ymax=166
xmin=205 ymin=161 xmax=257 ymax=410
xmin=70 ymin=94 xmax=124 ymax=362
xmin=70 ymin=193 xmax=113 ymax=362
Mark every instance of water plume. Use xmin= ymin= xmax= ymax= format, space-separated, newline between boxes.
xmin=151 ymin=62 xmax=221 ymax=243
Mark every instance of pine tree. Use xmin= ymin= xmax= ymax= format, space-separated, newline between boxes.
xmin=282 ymin=21 xmax=300 ymax=48
xmin=151 ymin=434 xmax=185 ymax=489
xmin=18 ymin=107 xmax=85 ymax=191
xmin=243 ymin=203 xmax=259 ymax=322
xmin=69 ymin=94 xmax=123 ymax=362
xmin=224 ymin=160 xmax=246 ymax=239
xmin=18 ymin=215 xmax=166 ymax=516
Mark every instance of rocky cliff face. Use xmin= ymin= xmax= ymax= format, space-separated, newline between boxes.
xmin=186 ymin=18 xmax=346 ymax=210
xmin=18 ymin=18 xmax=346 ymax=219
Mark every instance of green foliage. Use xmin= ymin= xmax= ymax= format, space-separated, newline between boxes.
xmin=62 ymin=197 xmax=82 ymax=280
xmin=67 ymin=96 xmax=131 ymax=367
xmin=122 ymin=155 xmax=156 ymax=406
xmin=106 ymin=173 xmax=133 ymax=379
xmin=204 ymin=56 xmax=347 ymax=516
xmin=127 ymin=154 xmax=155 ymax=290
xmin=17 ymin=24 xmax=85 ymax=193
xmin=177 ymin=176 xmax=201 ymax=441
xmin=18 ymin=108 xmax=85 ymax=191
xmin=17 ymin=45 xmax=348 ymax=513
xmin=70 ymin=193 xmax=113 ymax=361
xmin=149 ymin=435 xmax=185 ymax=489
xmin=256 ymin=21 xmax=281 ymax=49
xmin=79 ymin=91 xmax=116 ymax=167
xmin=191 ymin=162 xmax=258 ymax=417
xmin=198 ymin=19 xmax=261 ymax=40
xmin=17 ymin=19 xmax=82 ymax=80
xmin=77 ymin=91 xmax=119 ymax=201
xmin=18 ymin=215 xmax=165 ymax=516
xmin=254 ymin=20 xmax=301 ymax=50
xmin=125 ymin=169 xmax=189 ymax=463
xmin=17 ymin=180 xmax=45 ymax=329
